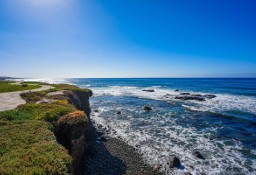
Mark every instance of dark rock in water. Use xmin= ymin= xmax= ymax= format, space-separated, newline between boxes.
xmin=168 ymin=156 xmax=181 ymax=168
xmin=204 ymin=94 xmax=216 ymax=99
xmin=175 ymin=89 xmax=179 ymax=92
xmin=193 ymin=151 xmax=205 ymax=160
xmin=184 ymin=173 xmax=192 ymax=175
xmin=94 ymin=109 xmax=99 ymax=113
xmin=175 ymin=96 xmax=205 ymax=101
xmin=142 ymin=89 xmax=155 ymax=92
xmin=143 ymin=106 xmax=152 ymax=111
xmin=100 ymin=136 xmax=107 ymax=142
xmin=193 ymin=94 xmax=202 ymax=97
xmin=164 ymin=94 xmax=171 ymax=98
xmin=116 ymin=111 xmax=121 ymax=115
xmin=180 ymin=93 xmax=190 ymax=95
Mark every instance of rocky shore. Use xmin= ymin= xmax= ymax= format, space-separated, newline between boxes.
xmin=84 ymin=135 xmax=162 ymax=175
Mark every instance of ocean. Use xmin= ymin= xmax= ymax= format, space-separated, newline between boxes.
xmin=28 ymin=78 xmax=256 ymax=174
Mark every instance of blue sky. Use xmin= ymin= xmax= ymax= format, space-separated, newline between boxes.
xmin=0 ymin=0 xmax=255 ymax=78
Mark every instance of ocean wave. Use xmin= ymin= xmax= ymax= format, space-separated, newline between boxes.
xmin=91 ymin=107 xmax=256 ymax=175
xmin=91 ymin=86 xmax=256 ymax=115
xmin=13 ymin=78 xmax=69 ymax=84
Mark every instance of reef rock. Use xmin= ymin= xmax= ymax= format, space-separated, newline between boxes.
xmin=143 ymin=106 xmax=152 ymax=111
xmin=142 ymin=89 xmax=155 ymax=92
xmin=193 ymin=151 xmax=205 ymax=160
xmin=168 ymin=156 xmax=181 ymax=169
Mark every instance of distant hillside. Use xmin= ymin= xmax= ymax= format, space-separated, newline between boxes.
xmin=0 ymin=76 xmax=15 ymax=80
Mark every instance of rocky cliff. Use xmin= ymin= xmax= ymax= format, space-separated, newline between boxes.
xmin=53 ymin=89 xmax=94 ymax=175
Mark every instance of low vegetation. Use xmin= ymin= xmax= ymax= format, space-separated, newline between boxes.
xmin=20 ymin=88 xmax=58 ymax=103
xmin=56 ymin=111 xmax=88 ymax=125
xmin=0 ymin=81 xmax=41 ymax=93
xmin=0 ymin=100 xmax=76 ymax=122
xmin=0 ymin=120 xmax=72 ymax=175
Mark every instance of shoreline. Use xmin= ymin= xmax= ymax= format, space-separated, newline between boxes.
xmin=84 ymin=131 xmax=163 ymax=175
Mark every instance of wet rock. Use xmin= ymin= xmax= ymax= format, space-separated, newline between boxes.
xmin=142 ymin=89 xmax=155 ymax=92
xmin=193 ymin=151 xmax=205 ymax=160
xmin=175 ymin=96 xmax=205 ymax=101
xmin=94 ymin=109 xmax=99 ymax=113
xmin=204 ymin=94 xmax=216 ymax=99
xmin=180 ymin=93 xmax=190 ymax=95
xmin=168 ymin=156 xmax=181 ymax=168
xmin=143 ymin=106 xmax=152 ymax=111
xmin=193 ymin=94 xmax=202 ymax=97
xmin=184 ymin=173 xmax=192 ymax=175
xmin=175 ymin=89 xmax=179 ymax=92
xmin=116 ymin=111 xmax=121 ymax=115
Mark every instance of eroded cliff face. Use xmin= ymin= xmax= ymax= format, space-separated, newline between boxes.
xmin=53 ymin=90 xmax=94 ymax=175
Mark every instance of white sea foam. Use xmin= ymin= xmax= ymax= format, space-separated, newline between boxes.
xmin=92 ymin=86 xmax=256 ymax=115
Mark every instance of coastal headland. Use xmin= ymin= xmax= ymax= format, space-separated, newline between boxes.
xmin=0 ymin=81 xmax=161 ymax=175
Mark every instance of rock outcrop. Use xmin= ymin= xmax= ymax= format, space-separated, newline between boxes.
xmin=53 ymin=89 xmax=94 ymax=175
xmin=64 ymin=89 xmax=93 ymax=117
xmin=175 ymin=93 xmax=217 ymax=101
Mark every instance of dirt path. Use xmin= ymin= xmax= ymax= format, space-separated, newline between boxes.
xmin=0 ymin=85 xmax=52 ymax=111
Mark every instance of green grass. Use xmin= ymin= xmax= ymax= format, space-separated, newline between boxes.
xmin=0 ymin=100 xmax=77 ymax=122
xmin=0 ymin=120 xmax=72 ymax=175
xmin=0 ymin=81 xmax=41 ymax=93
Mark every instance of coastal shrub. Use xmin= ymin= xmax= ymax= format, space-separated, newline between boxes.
xmin=0 ymin=100 xmax=76 ymax=122
xmin=0 ymin=120 xmax=72 ymax=175
xmin=54 ymin=111 xmax=88 ymax=154
xmin=0 ymin=81 xmax=41 ymax=93
xmin=56 ymin=110 xmax=88 ymax=125
xmin=20 ymin=88 xmax=58 ymax=103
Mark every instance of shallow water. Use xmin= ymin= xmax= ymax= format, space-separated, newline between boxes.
xmin=26 ymin=78 xmax=256 ymax=174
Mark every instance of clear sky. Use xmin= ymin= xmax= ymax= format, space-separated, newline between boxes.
xmin=0 ymin=0 xmax=256 ymax=78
